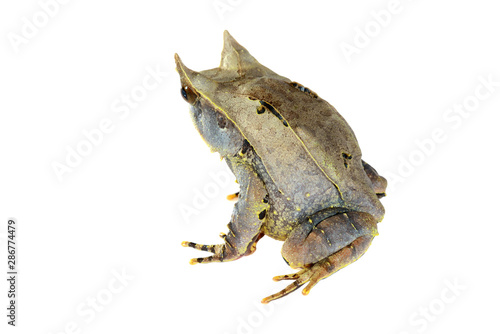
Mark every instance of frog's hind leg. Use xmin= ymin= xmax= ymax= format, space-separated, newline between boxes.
xmin=362 ymin=160 xmax=387 ymax=198
xmin=261 ymin=212 xmax=378 ymax=303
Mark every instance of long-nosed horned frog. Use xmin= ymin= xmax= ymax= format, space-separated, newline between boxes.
xmin=175 ymin=31 xmax=386 ymax=303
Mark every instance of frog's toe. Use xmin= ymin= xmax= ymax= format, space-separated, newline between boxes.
xmin=261 ymin=280 xmax=304 ymax=304
xmin=272 ymin=269 xmax=306 ymax=281
xmin=181 ymin=241 xmax=215 ymax=252
xmin=301 ymin=270 xmax=325 ymax=295
xmin=226 ymin=192 xmax=239 ymax=201
xmin=188 ymin=256 xmax=217 ymax=265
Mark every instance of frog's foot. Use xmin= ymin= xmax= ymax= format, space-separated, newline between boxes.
xmin=181 ymin=231 xmax=264 ymax=264
xmin=261 ymin=267 xmax=312 ymax=303
xmin=181 ymin=241 xmax=233 ymax=264
xmin=261 ymin=235 xmax=374 ymax=304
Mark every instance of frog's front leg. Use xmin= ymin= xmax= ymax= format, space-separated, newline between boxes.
xmin=262 ymin=211 xmax=378 ymax=303
xmin=182 ymin=159 xmax=268 ymax=264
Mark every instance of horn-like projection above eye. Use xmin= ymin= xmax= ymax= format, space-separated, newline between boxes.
xmin=218 ymin=30 xmax=284 ymax=80
xmin=220 ymin=30 xmax=259 ymax=72
xmin=174 ymin=53 xmax=218 ymax=96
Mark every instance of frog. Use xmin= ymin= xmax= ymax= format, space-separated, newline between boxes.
xmin=175 ymin=31 xmax=387 ymax=303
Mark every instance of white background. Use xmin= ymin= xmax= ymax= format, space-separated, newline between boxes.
xmin=1 ymin=0 xmax=499 ymax=333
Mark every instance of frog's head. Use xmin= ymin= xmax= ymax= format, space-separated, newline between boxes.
xmin=175 ymin=31 xmax=284 ymax=157
xmin=174 ymin=52 xmax=244 ymax=157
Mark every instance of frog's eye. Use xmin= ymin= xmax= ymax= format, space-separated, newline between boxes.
xmin=181 ymin=87 xmax=188 ymax=100
xmin=180 ymin=85 xmax=198 ymax=105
